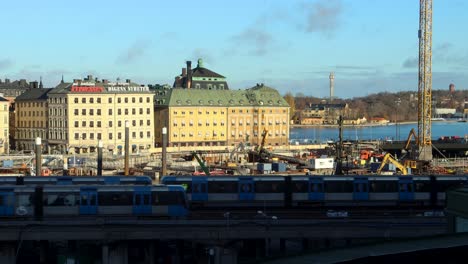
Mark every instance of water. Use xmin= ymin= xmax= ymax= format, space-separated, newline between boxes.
xmin=290 ymin=121 xmax=468 ymax=143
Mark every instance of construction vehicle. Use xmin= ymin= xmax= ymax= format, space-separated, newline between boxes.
xmin=376 ymin=153 xmax=409 ymax=175
xmin=249 ymin=128 xmax=271 ymax=162
xmin=191 ymin=152 xmax=211 ymax=176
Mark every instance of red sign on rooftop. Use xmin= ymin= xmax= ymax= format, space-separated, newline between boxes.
xmin=71 ymin=86 xmax=104 ymax=93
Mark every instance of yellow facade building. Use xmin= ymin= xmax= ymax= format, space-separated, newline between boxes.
xmin=45 ymin=76 xmax=154 ymax=154
xmin=14 ymin=88 xmax=52 ymax=152
xmin=154 ymin=84 xmax=290 ymax=148
xmin=0 ymin=95 xmax=10 ymax=154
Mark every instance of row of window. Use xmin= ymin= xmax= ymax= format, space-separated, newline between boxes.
xmin=172 ymin=131 xmax=287 ymax=138
xmin=17 ymin=102 xmax=45 ymax=108
xmin=19 ymin=111 xmax=45 ymax=117
xmin=16 ymin=130 xmax=46 ymax=140
xmin=74 ymin=120 xmax=151 ymax=128
xmin=19 ymin=121 xmax=45 ymax=127
xmin=72 ymin=97 xmax=151 ymax=104
xmin=74 ymin=131 xmax=152 ymax=140
xmin=73 ymin=108 xmax=151 ymax=116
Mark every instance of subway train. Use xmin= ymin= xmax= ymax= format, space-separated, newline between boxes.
xmin=0 ymin=176 xmax=153 ymax=185
xmin=0 ymin=184 xmax=188 ymax=218
xmin=161 ymin=175 xmax=468 ymax=209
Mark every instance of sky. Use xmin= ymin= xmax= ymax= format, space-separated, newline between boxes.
xmin=0 ymin=0 xmax=467 ymax=98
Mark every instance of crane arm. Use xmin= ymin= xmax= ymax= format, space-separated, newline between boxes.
xmin=192 ymin=152 xmax=210 ymax=176
xmin=376 ymin=153 xmax=408 ymax=175
xmin=403 ymin=128 xmax=419 ymax=151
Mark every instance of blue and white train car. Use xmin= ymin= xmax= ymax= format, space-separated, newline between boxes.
xmin=0 ymin=176 xmax=153 ymax=186
xmin=0 ymin=184 xmax=188 ymax=218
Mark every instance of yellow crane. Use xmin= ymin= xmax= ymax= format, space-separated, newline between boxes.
xmin=417 ymin=0 xmax=433 ymax=161
xmin=376 ymin=153 xmax=408 ymax=175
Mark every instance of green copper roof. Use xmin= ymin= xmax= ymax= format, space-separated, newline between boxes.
xmin=159 ymin=84 xmax=289 ymax=107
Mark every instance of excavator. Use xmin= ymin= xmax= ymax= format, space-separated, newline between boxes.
xmin=191 ymin=151 xmax=211 ymax=176
xmin=376 ymin=153 xmax=409 ymax=175
xmin=249 ymin=128 xmax=271 ymax=162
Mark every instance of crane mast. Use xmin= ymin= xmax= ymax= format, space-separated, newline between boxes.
xmin=417 ymin=0 xmax=433 ymax=161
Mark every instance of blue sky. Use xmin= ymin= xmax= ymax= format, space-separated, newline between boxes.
xmin=0 ymin=0 xmax=466 ymax=98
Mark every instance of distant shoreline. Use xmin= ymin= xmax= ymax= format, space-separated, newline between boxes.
xmin=290 ymin=120 xmax=459 ymax=128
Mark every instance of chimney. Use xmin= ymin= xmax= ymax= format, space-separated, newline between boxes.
xmin=182 ymin=68 xmax=187 ymax=76
xmin=126 ymin=79 xmax=131 ymax=83
xmin=5 ymin=79 xmax=10 ymax=84
xmin=329 ymin=72 xmax=335 ymax=102
xmin=87 ymin=75 xmax=93 ymax=81
xmin=30 ymin=81 xmax=39 ymax=89
xmin=186 ymin=61 xmax=192 ymax=89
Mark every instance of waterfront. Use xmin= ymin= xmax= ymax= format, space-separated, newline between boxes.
xmin=290 ymin=121 xmax=468 ymax=143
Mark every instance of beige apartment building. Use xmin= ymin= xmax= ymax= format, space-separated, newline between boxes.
xmin=46 ymin=76 xmax=154 ymax=154
xmin=0 ymin=95 xmax=10 ymax=154
xmin=14 ymin=88 xmax=52 ymax=152
xmin=154 ymin=84 xmax=290 ymax=148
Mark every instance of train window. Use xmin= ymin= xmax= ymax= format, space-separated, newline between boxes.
xmin=45 ymin=193 xmax=77 ymax=206
xmin=154 ymin=192 xmax=185 ymax=205
xmin=370 ymin=181 xmax=398 ymax=192
xmin=437 ymin=180 xmax=465 ymax=192
xmin=99 ymin=192 xmax=132 ymax=206
xmin=17 ymin=194 xmax=32 ymax=207
xmin=193 ymin=184 xmax=206 ymax=193
xmin=208 ymin=181 xmax=237 ymax=193
xmin=414 ymin=181 xmax=431 ymax=192
xmin=292 ymin=181 xmax=307 ymax=192
xmin=325 ymin=181 xmax=353 ymax=192
xmin=255 ymin=182 xmax=285 ymax=193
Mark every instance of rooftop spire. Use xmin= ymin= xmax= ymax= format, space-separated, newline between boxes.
xmin=61 ymin=74 xmax=64 ymax=83
xmin=39 ymin=76 xmax=43 ymax=89
xmin=197 ymin=58 xmax=203 ymax=68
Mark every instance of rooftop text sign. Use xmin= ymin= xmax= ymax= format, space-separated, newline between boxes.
xmin=71 ymin=86 xmax=104 ymax=93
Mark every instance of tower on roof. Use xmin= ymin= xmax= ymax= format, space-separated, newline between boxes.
xmin=173 ymin=58 xmax=229 ymax=90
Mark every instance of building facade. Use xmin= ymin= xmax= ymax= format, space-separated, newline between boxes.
xmin=14 ymin=88 xmax=52 ymax=151
xmin=154 ymin=83 xmax=290 ymax=148
xmin=0 ymin=96 xmax=9 ymax=154
xmin=46 ymin=76 xmax=154 ymax=154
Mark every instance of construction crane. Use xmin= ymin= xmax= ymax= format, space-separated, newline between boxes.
xmin=417 ymin=0 xmax=433 ymax=161
xmin=191 ymin=151 xmax=210 ymax=176
xmin=376 ymin=153 xmax=408 ymax=175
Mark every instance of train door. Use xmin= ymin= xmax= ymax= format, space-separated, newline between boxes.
xmin=353 ymin=177 xmax=369 ymax=201
xmin=0 ymin=188 xmax=14 ymax=216
xmin=238 ymin=177 xmax=255 ymax=201
xmin=133 ymin=186 xmax=152 ymax=215
xmin=79 ymin=187 xmax=98 ymax=215
xmin=191 ymin=177 xmax=208 ymax=201
xmin=398 ymin=177 xmax=414 ymax=201
xmin=308 ymin=177 xmax=324 ymax=201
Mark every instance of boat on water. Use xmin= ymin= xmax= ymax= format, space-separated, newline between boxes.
xmin=431 ymin=117 xmax=446 ymax=121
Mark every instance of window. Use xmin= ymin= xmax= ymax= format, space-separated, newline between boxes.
xmin=81 ymin=109 xmax=86 ymax=115
xmin=118 ymin=132 xmax=122 ymax=139
xmin=140 ymin=120 xmax=143 ymax=126
xmin=74 ymin=121 xmax=79 ymax=128
xmin=74 ymin=98 xmax=78 ymax=103
xmin=90 ymin=98 xmax=94 ymax=103
xmin=97 ymin=121 xmax=101 ymax=127
xmin=146 ymin=97 xmax=150 ymax=103
xmin=109 ymin=109 xmax=113 ymax=115
xmin=97 ymin=98 xmax=101 ymax=103
xmin=118 ymin=121 xmax=122 ymax=127
xmin=124 ymin=98 xmax=128 ymax=103
xmin=132 ymin=120 xmax=136 ymax=126
xmin=118 ymin=109 xmax=122 ymax=115
xmin=147 ymin=131 xmax=151 ymax=138
xmin=146 ymin=108 xmax=150 ymax=114
xmin=139 ymin=108 xmax=143 ymax=115
xmin=117 ymin=98 xmax=121 ymax=103
xmin=97 ymin=133 xmax=102 ymax=140
xmin=82 ymin=133 xmax=86 ymax=140
xmin=89 ymin=109 xmax=94 ymax=116
xmin=132 ymin=132 xmax=136 ymax=139
xmin=82 ymin=98 xmax=86 ymax=103
xmin=132 ymin=97 xmax=136 ymax=103
xmin=132 ymin=109 xmax=136 ymax=115
xmin=139 ymin=97 xmax=143 ymax=103
xmin=108 ymin=98 xmax=112 ymax=103
xmin=140 ymin=131 xmax=144 ymax=138
xmin=147 ymin=120 xmax=151 ymax=126
xmin=90 ymin=133 xmax=94 ymax=140
xmin=82 ymin=121 xmax=86 ymax=127
xmin=125 ymin=109 xmax=128 ymax=115
xmin=74 ymin=109 xmax=78 ymax=116
xmin=74 ymin=133 xmax=79 ymax=140
xmin=109 ymin=121 xmax=113 ymax=127
xmin=97 ymin=109 xmax=101 ymax=115
xmin=109 ymin=133 xmax=113 ymax=140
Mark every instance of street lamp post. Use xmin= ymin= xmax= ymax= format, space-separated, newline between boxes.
xmin=395 ymin=98 xmax=401 ymax=141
